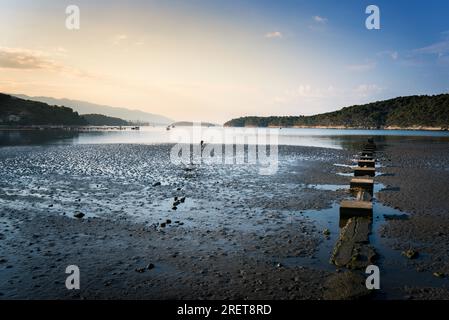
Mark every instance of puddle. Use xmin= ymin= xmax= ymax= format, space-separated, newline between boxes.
xmin=336 ymin=172 xmax=354 ymax=177
xmin=300 ymin=184 xmax=347 ymax=191
xmin=333 ymin=163 xmax=355 ymax=168
xmin=283 ymin=199 xmax=447 ymax=299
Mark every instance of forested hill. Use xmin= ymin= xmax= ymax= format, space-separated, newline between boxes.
xmin=82 ymin=114 xmax=131 ymax=126
xmin=224 ymin=94 xmax=449 ymax=129
xmin=0 ymin=93 xmax=86 ymax=126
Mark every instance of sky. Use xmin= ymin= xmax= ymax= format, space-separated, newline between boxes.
xmin=1 ymin=0 xmax=448 ymax=123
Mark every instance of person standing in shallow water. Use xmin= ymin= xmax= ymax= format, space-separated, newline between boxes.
xmin=189 ymin=140 xmax=205 ymax=165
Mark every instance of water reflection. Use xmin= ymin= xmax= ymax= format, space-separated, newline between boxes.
xmin=0 ymin=130 xmax=80 ymax=146
xmin=2 ymin=126 xmax=449 ymax=149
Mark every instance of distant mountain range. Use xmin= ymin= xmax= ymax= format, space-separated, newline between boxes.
xmin=13 ymin=94 xmax=173 ymax=125
xmin=169 ymin=121 xmax=219 ymax=127
xmin=224 ymin=94 xmax=449 ymax=130
xmin=0 ymin=93 xmax=148 ymax=126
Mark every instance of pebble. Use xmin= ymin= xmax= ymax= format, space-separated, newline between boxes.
xmin=146 ymin=263 xmax=155 ymax=270
xmin=402 ymin=249 xmax=418 ymax=259
xmin=74 ymin=212 xmax=85 ymax=219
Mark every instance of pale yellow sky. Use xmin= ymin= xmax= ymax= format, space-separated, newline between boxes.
xmin=2 ymin=1 xmax=440 ymax=123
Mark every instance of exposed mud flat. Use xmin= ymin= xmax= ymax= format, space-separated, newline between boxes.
xmin=0 ymin=144 xmax=351 ymax=299
xmin=1 ymin=138 xmax=449 ymax=300
xmin=376 ymin=139 xmax=449 ymax=299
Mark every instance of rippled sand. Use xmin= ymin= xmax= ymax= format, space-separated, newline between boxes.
xmin=0 ymin=144 xmax=351 ymax=299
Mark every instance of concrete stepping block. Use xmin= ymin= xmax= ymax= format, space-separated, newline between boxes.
xmin=354 ymin=167 xmax=375 ymax=177
xmin=340 ymin=200 xmax=373 ymax=216
xmin=350 ymin=178 xmax=374 ymax=193
xmin=330 ymin=217 xmax=376 ymax=269
xmin=361 ymin=151 xmax=373 ymax=157
xmin=358 ymin=159 xmax=375 ymax=168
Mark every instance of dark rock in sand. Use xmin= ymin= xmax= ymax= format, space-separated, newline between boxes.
xmin=166 ymin=219 xmax=172 ymax=224
xmin=180 ymin=197 xmax=186 ymax=203
xmin=152 ymin=182 xmax=161 ymax=187
xmin=172 ymin=206 xmax=177 ymax=210
xmin=146 ymin=263 xmax=155 ymax=270
xmin=160 ymin=222 xmax=166 ymax=228
xmin=433 ymin=272 xmax=445 ymax=278
xmin=74 ymin=212 xmax=85 ymax=219
xmin=402 ymin=249 xmax=419 ymax=259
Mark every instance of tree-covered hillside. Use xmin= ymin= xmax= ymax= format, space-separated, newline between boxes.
xmin=82 ymin=114 xmax=130 ymax=126
xmin=224 ymin=94 xmax=449 ymax=129
xmin=0 ymin=93 xmax=87 ymax=126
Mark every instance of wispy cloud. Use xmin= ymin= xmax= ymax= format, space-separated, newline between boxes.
xmin=377 ymin=50 xmax=399 ymax=60
xmin=411 ymin=30 xmax=449 ymax=65
xmin=275 ymin=83 xmax=384 ymax=104
xmin=265 ymin=31 xmax=283 ymax=39
xmin=347 ymin=60 xmax=376 ymax=72
xmin=308 ymin=15 xmax=328 ymax=31
xmin=112 ymin=34 xmax=128 ymax=45
xmin=0 ymin=47 xmax=95 ymax=79
xmin=414 ymin=40 xmax=449 ymax=55
xmin=0 ymin=47 xmax=56 ymax=70
xmin=353 ymin=84 xmax=384 ymax=98
xmin=313 ymin=16 xmax=328 ymax=24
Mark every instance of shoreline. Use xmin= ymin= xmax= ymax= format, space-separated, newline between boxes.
xmin=224 ymin=125 xmax=449 ymax=132
xmin=1 ymin=125 xmax=449 ymax=133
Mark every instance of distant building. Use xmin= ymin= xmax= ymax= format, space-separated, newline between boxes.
xmin=8 ymin=115 xmax=21 ymax=122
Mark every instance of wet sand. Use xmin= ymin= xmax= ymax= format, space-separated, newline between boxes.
xmin=376 ymin=138 xmax=449 ymax=299
xmin=1 ymin=139 xmax=449 ymax=299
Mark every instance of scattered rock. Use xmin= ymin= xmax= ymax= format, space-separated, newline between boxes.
xmin=172 ymin=206 xmax=177 ymax=210
xmin=74 ymin=212 xmax=85 ymax=219
xmin=152 ymin=182 xmax=161 ymax=187
xmin=146 ymin=263 xmax=155 ymax=270
xmin=166 ymin=219 xmax=172 ymax=224
xmin=433 ymin=272 xmax=445 ymax=278
xmin=160 ymin=222 xmax=166 ymax=228
xmin=180 ymin=197 xmax=186 ymax=203
xmin=402 ymin=249 xmax=419 ymax=259
xmin=323 ymin=228 xmax=331 ymax=236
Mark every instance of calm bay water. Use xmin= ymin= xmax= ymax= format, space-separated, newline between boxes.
xmin=1 ymin=126 xmax=449 ymax=149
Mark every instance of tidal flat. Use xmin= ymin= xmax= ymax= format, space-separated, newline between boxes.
xmin=1 ymin=132 xmax=449 ymax=299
